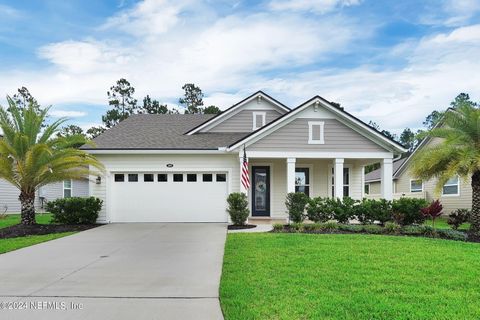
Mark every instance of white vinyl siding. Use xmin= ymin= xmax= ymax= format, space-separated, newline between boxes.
xmin=208 ymin=109 xmax=282 ymax=133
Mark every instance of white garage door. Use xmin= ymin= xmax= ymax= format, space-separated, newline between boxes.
xmin=110 ymin=172 xmax=229 ymax=222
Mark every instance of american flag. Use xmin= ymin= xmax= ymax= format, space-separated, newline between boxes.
xmin=241 ymin=146 xmax=250 ymax=190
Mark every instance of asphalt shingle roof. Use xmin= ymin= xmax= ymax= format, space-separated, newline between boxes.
xmin=82 ymin=114 xmax=249 ymax=150
xmin=364 ymin=157 xmax=408 ymax=182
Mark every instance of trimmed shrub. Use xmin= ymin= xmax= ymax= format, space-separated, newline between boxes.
xmin=384 ymin=222 xmax=401 ymax=234
xmin=306 ymin=197 xmax=332 ymax=223
xmin=226 ymin=193 xmax=249 ymax=225
xmin=391 ymin=198 xmax=428 ymax=226
xmin=272 ymin=223 xmax=284 ymax=232
xmin=362 ymin=224 xmax=383 ymax=234
xmin=447 ymin=209 xmax=471 ymax=230
xmin=359 ymin=198 xmax=392 ymax=225
xmin=325 ymin=197 xmax=357 ymax=224
xmin=303 ymin=223 xmax=324 ymax=232
xmin=437 ymin=229 xmax=467 ymax=241
xmin=402 ymin=225 xmax=424 ymax=235
xmin=47 ymin=197 xmax=102 ymax=224
xmin=355 ymin=199 xmax=374 ymax=224
xmin=338 ymin=224 xmax=363 ymax=233
xmin=285 ymin=192 xmax=309 ymax=223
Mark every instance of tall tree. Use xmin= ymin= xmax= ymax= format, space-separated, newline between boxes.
xmin=399 ymin=128 xmax=417 ymax=152
xmin=11 ymin=87 xmax=39 ymax=110
xmin=179 ymin=83 xmax=204 ymax=114
xmin=0 ymin=97 xmax=103 ymax=225
xmin=86 ymin=126 xmax=106 ymax=139
xmin=103 ymin=78 xmax=138 ymax=128
xmin=203 ymin=105 xmax=221 ymax=114
xmin=451 ymin=92 xmax=477 ymax=109
xmin=368 ymin=121 xmax=397 ymax=141
xmin=423 ymin=110 xmax=444 ymax=129
xmin=411 ymin=100 xmax=480 ymax=239
xmin=141 ymin=95 xmax=169 ymax=114
xmin=57 ymin=124 xmax=85 ymax=138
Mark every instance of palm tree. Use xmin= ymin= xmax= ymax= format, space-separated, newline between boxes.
xmin=411 ymin=102 xmax=480 ymax=237
xmin=0 ymin=97 xmax=103 ymax=225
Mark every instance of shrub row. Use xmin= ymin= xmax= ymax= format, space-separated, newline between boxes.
xmin=272 ymin=222 xmax=467 ymax=241
xmin=285 ymin=193 xmax=429 ymax=226
xmin=46 ymin=197 xmax=103 ymax=224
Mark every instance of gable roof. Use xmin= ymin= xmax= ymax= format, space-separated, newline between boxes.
xmin=81 ymin=114 xmax=249 ymax=150
xmin=185 ymin=90 xmax=290 ymax=135
xmin=227 ymin=95 xmax=407 ymax=153
xmin=364 ymin=157 xmax=408 ymax=182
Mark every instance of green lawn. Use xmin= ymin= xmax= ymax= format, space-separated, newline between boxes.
xmin=0 ymin=213 xmax=53 ymax=229
xmin=423 ymin=216 xmax=470 ymax=230
xmin=220 ymin=233 xmax=480 ymax=320
xmin=0 ymin=232 xmax=74 ymax=254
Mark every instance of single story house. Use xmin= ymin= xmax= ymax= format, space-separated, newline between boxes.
xmin=365 ymin=137 xmax=472 ymax=214
xmin=83 ymin=91 xmax=406 ymax=223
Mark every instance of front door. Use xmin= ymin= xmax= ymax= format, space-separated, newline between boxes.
xmin=251 ymin=166 xmax=270 ymax=216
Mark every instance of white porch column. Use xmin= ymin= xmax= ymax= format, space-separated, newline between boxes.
xmin=334 ymin=158 xmax=344 ymax=199
xmin=381 ymin=158 xmax=393 ymax=200
xmin=287 ymin=158 xmax=296 ymax=193
xmin=239 ymin=156 xmax=249 ymax=195
xmin=360 ymin=165 xmax=365 ymax=199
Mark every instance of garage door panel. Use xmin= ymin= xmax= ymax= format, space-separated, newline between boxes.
xmin=110 ymin=172 xmax=228 ymax=222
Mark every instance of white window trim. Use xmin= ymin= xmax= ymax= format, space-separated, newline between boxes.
xmin=364 ymin=183 xmax=370 ymax=195
xmin=308 ymin=121 xmax=325 ymax=144
xmin=329 ymin=164 xmax=351 ymax=197
xmin=63 ymin=179 xmax=73 ymax=198
xmin=409 ymin=179 xmax=424 ymax=193
xmin=252 ymin=112 xmax=266 ymax=130
xmin=295 ymin=165 xmax=313 ymax=196
xmin=442 ymin=176 xmax=460 ymax=197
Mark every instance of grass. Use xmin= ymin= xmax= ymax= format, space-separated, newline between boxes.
xmin=423 ymin=216 xmax=470 ymax=230
xmin=220 ymin=233 xmax=480 ymax=320
xmin=0 ymin=232 xmax=74 ymax=254
xmin=0 ymin=213 xmax=53 ymax=229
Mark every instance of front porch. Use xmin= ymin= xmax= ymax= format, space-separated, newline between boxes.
xmin=239 ymin=153 xmax=395 ymax=221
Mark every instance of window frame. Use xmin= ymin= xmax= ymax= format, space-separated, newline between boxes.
xmin=295 ymin=167 xmax=310 ymax=197
xmin=144 ymin=174 xmax=154 ymax=182
xmin=330 ymin=165 xmax=351 ymax=197
xmin=202 ymin=173 xmax=213 ymax=182
xmin=128 ymin=174 xmax=139 ymax=182
xmin=173 ymin=173 xmax=183 ymax=182
xmin=114 ymin=174 xmax=125 ymax=182
xmin=308 ymin=121 xmax=325 ymax=144
xmin=187 ymin=173 xmax=197 ymax=182
xmin=364 ymin=183 xmax=370 ymax=195
xmin=216 ymin=173 xmax=227 ymax=182
xmin=157 ymin=173 xmax=168 ymax=182
xmin=63 ymin=179 xmax=72 ymax=198
xmin=442 ymin=176 xmax=460 ymax=196
xmin=252 ymin=111 xmax=266 ymax=130
xmin=410 ymin=179 xmax=423 ymax=193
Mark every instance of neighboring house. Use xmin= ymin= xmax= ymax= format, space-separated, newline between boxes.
xmin=0 ymin=179 xmax=89 ymax=213
xmin=0 ymin=133 xmax=89 ymax=213
xmin=83 ymin=91 xmax=406 ymax=223
xmin=365 ymin=138 xmax=472 ymax=214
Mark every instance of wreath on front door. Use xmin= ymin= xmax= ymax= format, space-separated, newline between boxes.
xmin=255 ymin=180 xmax=267 ymax=193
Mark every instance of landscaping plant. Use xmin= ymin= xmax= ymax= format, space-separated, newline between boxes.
xmin=306 ymin=197 xmax=332 ymax=222
xmin=411 ymin=101 xmax=480 ymax=238
xmin=0 ymin=98 xmax=103 ymax=225
xmin=421 ymin=200 xmax=443 ymax=230
xmin=391 ymin=198 xmax=428 ymax=225
xmin=447 ymin=208 xmax=471 ymax=230
xmin=285 ymin=192 xmax=309 ymax=223
xmin=226 ymin=192 xmax=249 ymax=225
xmin=47 ymin=197 xmax=103 ymax=224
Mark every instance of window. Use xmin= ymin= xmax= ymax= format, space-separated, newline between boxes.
xmin=63 ymin=180 xmax=72 ymax=198
xmin=144 ymin=174 xmax=154 ymax=182
xmin=128 ymin=174 xmax=138 ymax=182
xmin=216 ymin=173 xmax=227 ymax=182
xmin=173 ymin=174 xmax=183 ymax=182
xmin=158 ymin=174 xmax=168 ymax=182
xmin=252 ymin=112 xmax=266 ymax=130
xmin=295 ymin=168 xmax=310 ymax=196
xmin=187 ymin=174 xmax=197 ymax=182
xmin=364 ymin=184 xmax=370 ymax=195
xmin=203 ymin=173 xmax=213 ymax=182
xmin=331 ymin=167 xmax=350 ymax=197
xmin=410 ymin=179 xmax=423 ymax=193
xmin=308 ymin=121 xmax=325 ymax=144
xmin=114 ymin=174 xmax=125 ymax=182
xmin=442 ymin=176 xmax=459 ymax=195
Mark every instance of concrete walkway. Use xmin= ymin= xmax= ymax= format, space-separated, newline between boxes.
xmin=0 ymin=223 xmax=227 ymax=320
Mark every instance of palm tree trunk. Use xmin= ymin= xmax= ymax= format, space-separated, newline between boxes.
xmin=470 ymin=170 xmax=480 ymax=237
xmin=19 ymin=192 xmax=36 ymax=225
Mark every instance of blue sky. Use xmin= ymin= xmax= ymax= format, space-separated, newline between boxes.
xmin=0 ymin=0 xmax=479 ymax=133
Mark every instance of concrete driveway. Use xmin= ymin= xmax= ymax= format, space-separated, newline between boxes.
xmin=0 ymin=223 xmax=227 ymax=320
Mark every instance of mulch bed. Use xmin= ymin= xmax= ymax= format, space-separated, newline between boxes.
xmin=0 ymin=224 xmax=100 ymax=239
xmin=227 ymin=224 xmax=257 ymax=230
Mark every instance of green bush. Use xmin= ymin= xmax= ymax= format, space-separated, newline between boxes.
xmin=361 ymin=198 xmax=392 ymax=225
xmin=355 ymin=199 xmax=375 ymax=224
xmin=303 ymin=223 xmax=324 ymax=232
xmin=402 ymin=225 xmax=424 ymax=235
xmin=47 ymin=197 xmax=102 ymax=224
xmin=289 ymin=222 xmax=304 ymax=232
xmin=322 ymin=221 xmax=339 ymax=232
xmin=447 ymin=209 xmax=471 ymax=230
xmin=226 ymin=193 xmax=250 ymax=225
xmin=391 ymin=198 xmax=428 ymax=226
xmin=285 ymin=192 xmax=309 ymax=223
xmin=338 ymin=224 xmax=363 ymax=233
xmin=437 ymin=229 xmax=467 ymax=241
xmin=362 ymin=224 xmax=383 ymax=234
xmin=272 ymin=223 xmax=284 ymax=232
xmin=324 ymin=197 xmax=357 ymax=224
xmin=420 ymin=225 xmax=437 ymax=237
xmin=384 ymin=222 xmax=401 ymax=234
xmin=306 ymin=197 xmax=332 ymax=222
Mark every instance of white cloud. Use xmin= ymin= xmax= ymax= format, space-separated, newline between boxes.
xmin=50 ymin=110 xmax=87 ymax=118
xmin=268 ymin=0 xmax=361 ymax=14
xmin=0 ymin=4 xmax=21 ymax=18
